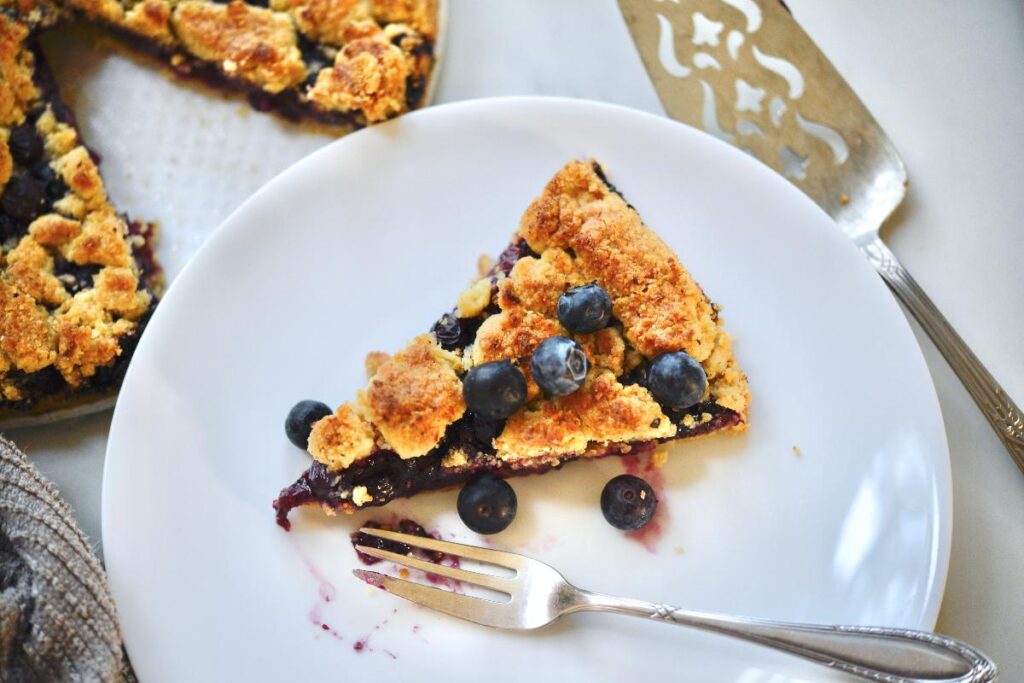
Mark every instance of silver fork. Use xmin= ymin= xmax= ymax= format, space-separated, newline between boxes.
xmin=355 ymin=528 xmax=996 ymax=683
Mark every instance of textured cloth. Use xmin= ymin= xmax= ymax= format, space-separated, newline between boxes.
xmin=0 ymin=436 xmax=133 ymax=682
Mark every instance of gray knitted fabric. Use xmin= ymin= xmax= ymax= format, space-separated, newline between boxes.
xmin=0 ymin=436 xmax=133 ymax=682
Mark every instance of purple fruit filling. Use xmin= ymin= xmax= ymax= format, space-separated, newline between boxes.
xmin=350 ymin=519 xmax=446 ymax=566
xmin=273 ymin=403 xmax=739 ymax=529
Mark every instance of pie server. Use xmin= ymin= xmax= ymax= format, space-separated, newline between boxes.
xmin=618 ymin=0 xmax=1024 ymax=473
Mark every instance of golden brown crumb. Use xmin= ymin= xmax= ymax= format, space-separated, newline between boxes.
xmin=0 ymin=16 xmax=38 ymax=127
xmin=496 ymin=249 xmax=576 ymax=318
xmin=171 ymin=0 xmax=307 ymax=93
xmin=0 ymin=280 xmax=57 ymax=373
xmin=576 ymin=326 xmax=625 ymax=375
xmin=28 ymin=213 xmax=81 ymax=246
xmin=495 ymin=372 xmax=674 ymax=461
xmin=0 ymin=137 xmax=11 ymax=191
xmin=360 ymin=334 xmax=465 ymax=458
xmin=363 ymin=350 xmax=390 ymax=378
xmin=54 ymin=146 xmax=107 ymax=210
xmin=307 ymin=37 xmax=407 ymax=122
xmin=470 ymin=308 xmax=562 ymax=400
xmin=476 ymin=254 xmax=494 ymax=277
xmin=5 ymin=236 xmax=69 ymax=306
xmin=64 ymin=211 xmax=133 ymax=267
xmin=93 ymin=267 xmax=151 ymax=318
xmin=308 ymin=402 xmax=376 ymax=470
xmin=123 ymin=0 xmax=174 ymax=45
xmin=371 ymin=0 xmax=438 ymax=40
xmin=66 ymin=0 xmax=124 ymax=23
xmin=456 ymin=278 xmax=491 ymax=318
xmin=269 ymin=0 xmax=372 ymax=46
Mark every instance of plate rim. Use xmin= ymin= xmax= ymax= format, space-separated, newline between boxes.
xmin=102 ymin=95 xmax=953 ymax=670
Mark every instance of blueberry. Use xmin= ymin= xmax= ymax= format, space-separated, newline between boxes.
xmin=431 ymin=312 xmax=462 ymax=350
xmin=600 ymin=474 xmax=657 ymax=530
xmin=557 ymin=283 xmax=612 ymax=333
xmin=462 ymin=360 xmax=527 ymax=420
xmin=531 ymin=336 xmax=588 ymax=397
xmin=457 ymin=474 xmax=517 ymax=534
xmin=8 ymin=125 xmax=43 ymax=166
xmin=285 ymin=400 xmax=333 ymax=449
xmin=1 ymin=174 xmax=45 ymax=223
xmin=646 ymin=351 xmax=707 ymax=410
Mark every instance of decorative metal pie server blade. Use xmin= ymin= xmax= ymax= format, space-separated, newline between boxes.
xmin=617 ymin=0 xmax=1024 ymax=473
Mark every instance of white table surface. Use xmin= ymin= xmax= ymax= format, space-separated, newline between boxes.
xmin=9 ymin=0 xmax=1024 ymax=679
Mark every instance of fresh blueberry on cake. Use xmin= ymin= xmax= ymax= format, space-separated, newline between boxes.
xmin=0 ymin=14 xmax=160 ymax=415
xmin=274 ymin=160 xmax=751 ymax=529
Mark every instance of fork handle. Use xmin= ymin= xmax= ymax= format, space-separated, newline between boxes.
xmin=575 ymin=592 xmax=996 ymax=682
xmin=861 ymin=237 xmax=1024 ymax=474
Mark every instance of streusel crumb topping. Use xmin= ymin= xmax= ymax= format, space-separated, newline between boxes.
xmin=359 ymin=333 xmax=465 ymax=458
xmin=518 ymin=161 xmax=719 ymax=361
xmin=495 ymin=371 xmax=674 ymax=462
xmin=172 ymin=0 xmax=307 ymax=94
xmin=307 ymin=36 xmax=407 ymax=122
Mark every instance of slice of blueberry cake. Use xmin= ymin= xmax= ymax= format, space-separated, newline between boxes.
xmin=275 ymin=160 xmax=750 ymax=529
xmin=0 ymin=14 xmax=160 ymax=415
xmin=6 ymin=0 xmax=439 ymax=126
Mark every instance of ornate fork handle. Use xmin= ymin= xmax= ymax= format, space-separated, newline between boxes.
xmin=861 ymin=237 xmax=1024 ymax=474
xmin=575 ymin=592 xmax=997 ymax=682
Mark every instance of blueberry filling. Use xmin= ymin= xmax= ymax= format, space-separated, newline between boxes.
xmin=350 ymin=519 xmax=446 ymax=566
xmin=1 ymin=174 xmax=46 ymax=223
xmin=8 ymin=124 xmax=43 ymax=166
xmin=53 ymin=260 xmax=101 ymax=295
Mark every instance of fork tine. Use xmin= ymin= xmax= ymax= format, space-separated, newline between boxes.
xmin=353 ymin=569 xmax=517 ymax=629
xmin=355 ymin=545 xmax=514 ymax=593
xmin=358 ymin=527 xmax=527 ymax=570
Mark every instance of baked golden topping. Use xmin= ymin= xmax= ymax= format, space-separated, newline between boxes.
xmin=495 ymin=371 xmax=674 ymax=462
xmin=360 ymin=334 xmax=464 ymax=459
xmin=172 ymin=0 xmax=307 ymax=93
xmin=519 ymin=161 xmax=719 ymax=361
xmin=123 ymin=0 xmax=174 ymax=45
xmin=308 ymin=402 xmax=376 ymax=470
xmin=0 ymin=16 xmax=37 ymax=127
xmin=270 ymin=0 xmax=371 ymax=45
xmin=371 ymin=0 xmax=437 ymax=40
xmin=307 ymin=37 xmax=407 ymax=122
xmin=0 ymin=137 xmax=12 ymax=191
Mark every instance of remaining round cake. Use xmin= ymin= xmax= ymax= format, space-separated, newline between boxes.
xmin=0 ymin=0 xmax=439 ymax=416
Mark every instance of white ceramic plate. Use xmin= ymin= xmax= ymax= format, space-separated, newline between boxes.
xmin=103 ymin=97 xmax=951 ymax=683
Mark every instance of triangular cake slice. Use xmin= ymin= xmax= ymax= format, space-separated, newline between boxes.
xmin=274 ymin=160 xmax=749 ymax=529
